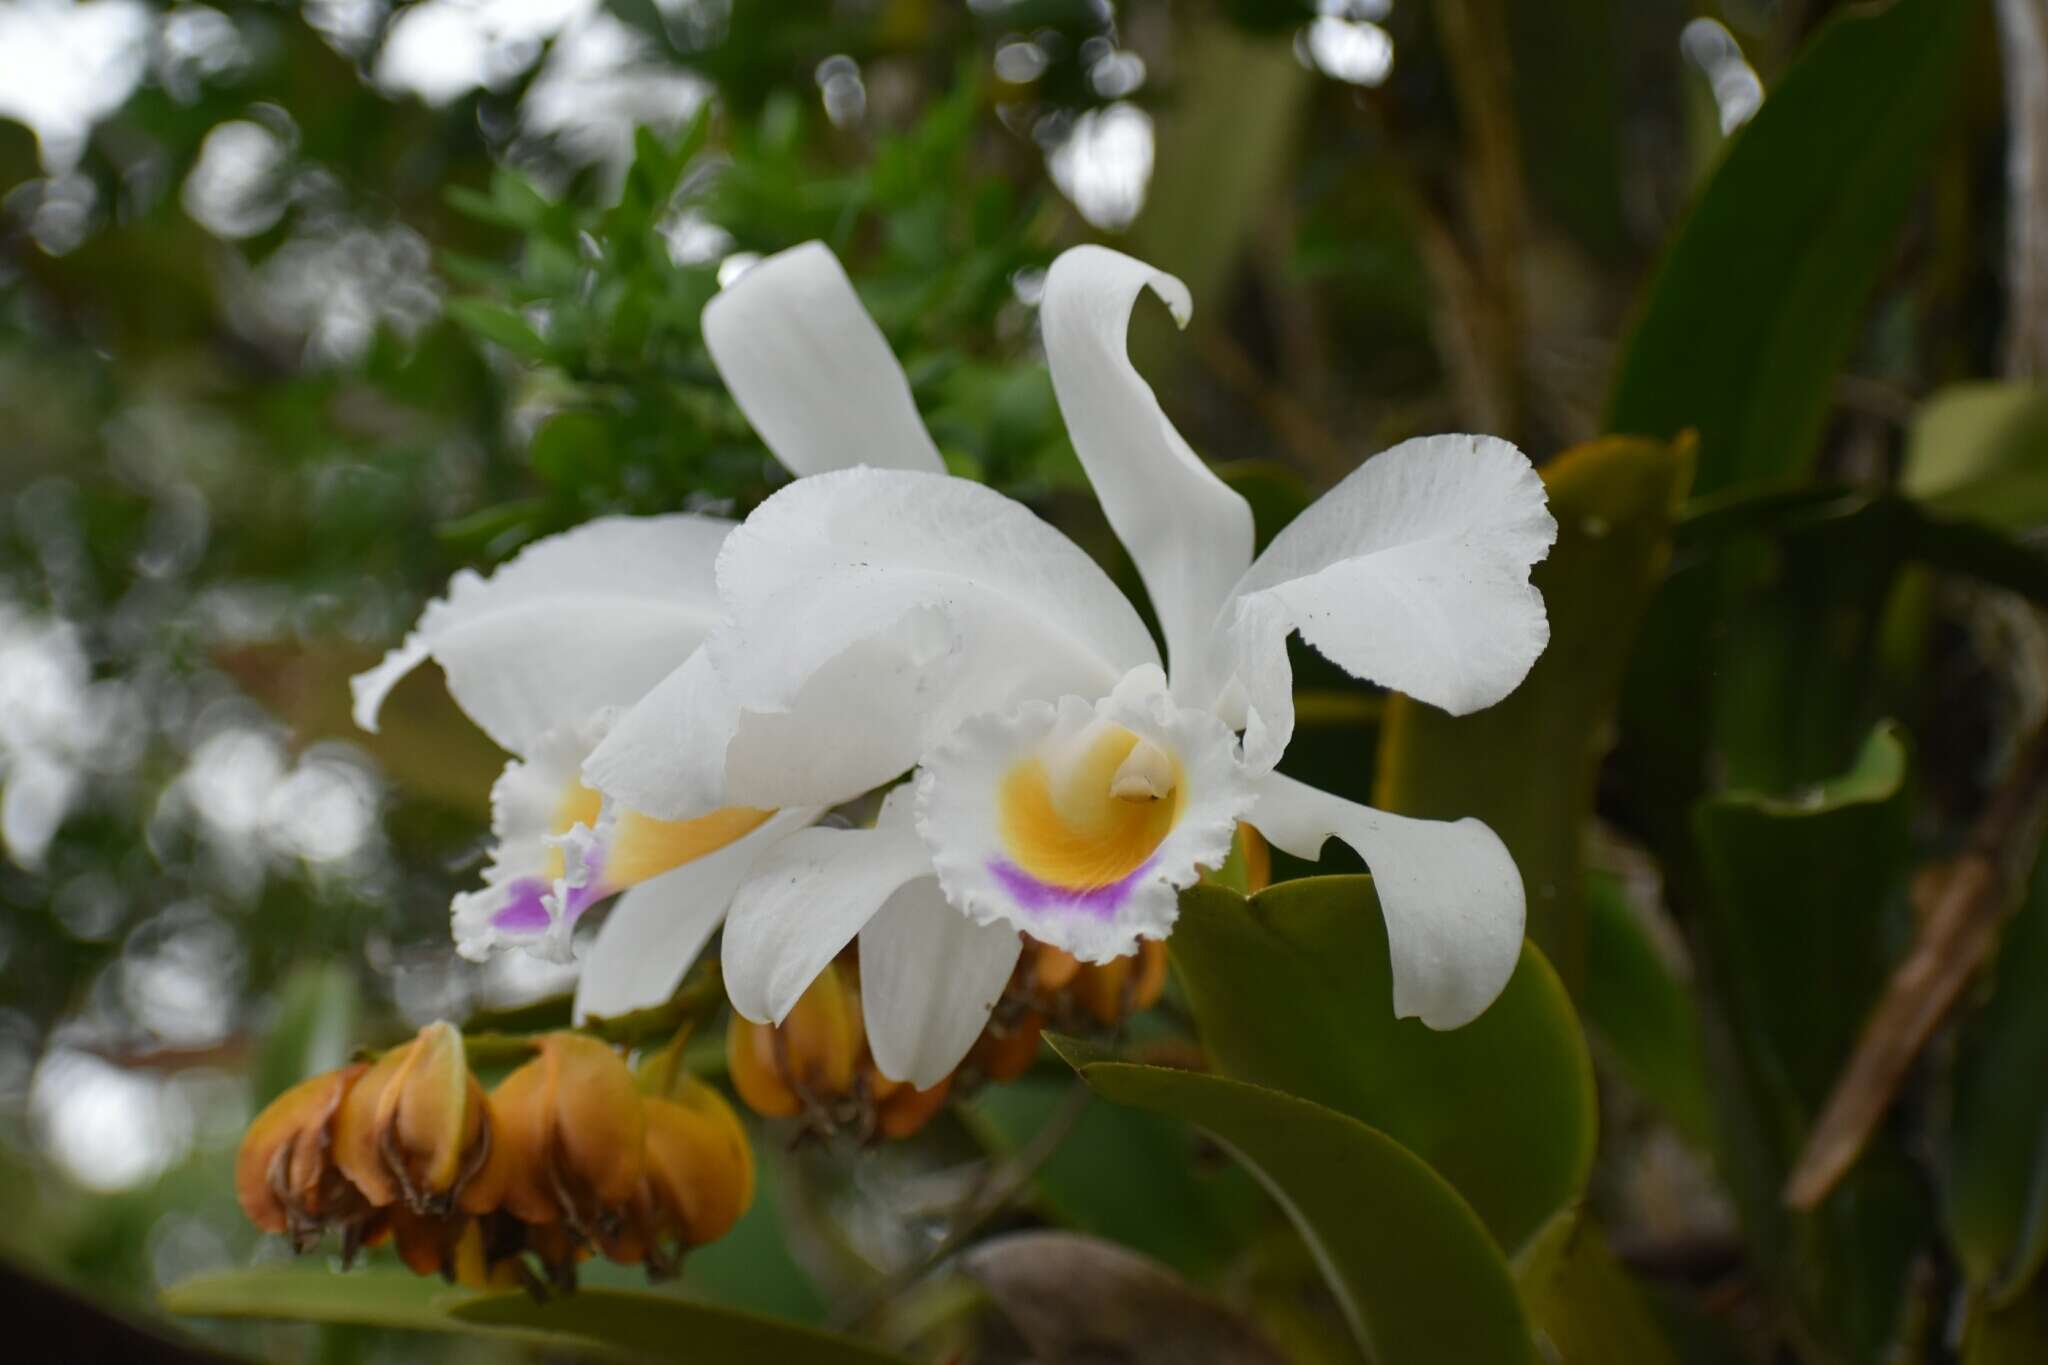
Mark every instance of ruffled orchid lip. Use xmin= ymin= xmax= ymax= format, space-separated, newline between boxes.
xmin=986 ymin=855 xmax=1159 ymax=921
xmin=489 ymin=841 xmax=607 ymax=933
xmin=917 ymin=665 xmax=1249 ymax=963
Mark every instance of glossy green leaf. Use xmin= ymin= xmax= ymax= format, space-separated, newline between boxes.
xmin=1375 ymin=435 xmax=1694 ymax=986
xmin=451 ymin=1289 xmax=911 ymax=1363
xmin=163 ymin=1265 xmax=905 ymax=1363
xmin=1171 ymin=877 xmax=1594 ymax=1255
xmin=1583 ymin=871 xmax=1713 ymax=1152
xmin=1904 ymin=382 xmax=2048 ymax=529
xmin=1048 ymin=1041 xmax=1537 ymax=1365
xmin=964 ymin=1076 xmax=1268 ymax=1281
xmin=1605 ymin=0 xmax=1974 ymax=497
xmin=1513 ymin=1212 xmax=1682 ymax=1365
xmin=163 ymin=1267 xmax=559 ymax=1343
xmin=252 ymin=962 xmax=358 ymax=1108
xmin=1690 ymin=721 xmax=1933 ymax=1356
xmin=1693 ymin=721 xmax=1911 ymax=1123
xmin=1947 ymin=844 xmax=2048 ymax=1300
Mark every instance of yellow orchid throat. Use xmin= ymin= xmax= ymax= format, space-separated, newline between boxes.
xmin=548 ymin=781 xmax=774 ymax=889
xmin=997 ymin=726 xmax=1182 ymax=893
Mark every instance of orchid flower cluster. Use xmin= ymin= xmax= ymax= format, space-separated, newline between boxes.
xmin=355 ymin=241 xmax=1556 ymax=1109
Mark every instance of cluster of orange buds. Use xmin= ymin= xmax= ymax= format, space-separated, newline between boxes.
xmin=726 ymin=959 xmax=952 ymax=1142
xmin=236 ymin=1022 xmax=754 ymax=1290
xmin=956 ymin=937 xmax=1171 ymax=1088
xmin=725 ymin=935 xmax=1176 ymax=1137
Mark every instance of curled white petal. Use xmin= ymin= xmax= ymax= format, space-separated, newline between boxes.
xmin=721 ymin=825 xmax=937 ymax=1025
xmin=1247 ymin=770 xmax=1524 ymax=1030
xmin=350 ymin=514 xmax=732 ymax=755
xmin=859 ymin=882 xmax=1021 ymax=1089
xmin=1208 ymin=434 xmax=1555 ymax=770
xmin=1042 ymin=244 xmax=1253 ymax=682
xmin=704 ymin=240 xmax=945 ymax=477
xmin=916 ymin=664 xmax=1248 ymax=963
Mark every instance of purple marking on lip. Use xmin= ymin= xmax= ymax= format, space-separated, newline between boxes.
xmin=988 ymin=856 xmax=1157 ymax=921
xmin=491 ymin=845 xmax=608 ymax=932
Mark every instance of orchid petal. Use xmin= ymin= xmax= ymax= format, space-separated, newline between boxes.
xmin=1042 ymin=245 xmax=1254 ymax=682
xmin=703 ymin=241 xmax=945 ymax=477
xmin=351 ymin=514 xmax=731 ymax=755
xmin=859 ymin=881 xmax=1021 ymax=1089
xmin=586 ymin=468 xmax=1159 ymax=819
xmin=1247 ymin=770 xmax=1524 ymax=1030
xmin=720 ymin=825 xmax=936 ymax=1025
xmin=1212 ymin=434 xmax=1554 ymax=770
xmin=571 ymin=808 xmax=816 ymax=1023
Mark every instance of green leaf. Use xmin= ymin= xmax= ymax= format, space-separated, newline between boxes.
xmin=1690 ymin=721 xmax=1933 ymax=1356
xmin=252 ymin=962 xmax=358 ymax=1108
xmin=1903 ymin=382 xmax=2048 ymax=529
xmin=1512 ymin=1212 xmax=1683 ymax=1365
xmin=1693 ymin=722 xmax=1910 ymax=1125
xmin=1604 ymin=0 xmax=1974 ymax=497
xmin=530 ymin=409 xmax=615 ymax=487
xmin=445 ymin=298 xmax=553 ymax=360
xmin=1048 ymin=1042 xmax=1537 ymax=1365
xmin=1170 ymin=878 xmax=1594 ymax=1255
xmin=1375 ymin=435 xmax=1694 ymax=987
xmin=452 ymin=1289 xmax=911 ymax=1363
xmin=1583 ymin=871 xmax=1713 ymax=1152
xmin=963 ymin=1076 xmax=1268 ymax=1282
xmin=163 ymin=1265 xmax=905 ymax=1364
xmin=1947 ymin=845 xmax=2048 ymax=1300
xmin=162 ymin=1267 xmax=557 ymax=1342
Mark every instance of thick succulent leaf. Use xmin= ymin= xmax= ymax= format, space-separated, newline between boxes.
xmin=450 ymin=1289 xmax=910 ymax=1362
xmin=1604 ymin=0 xmax=1974 ymax=497
xmin=1583 ymin=871 xmax=1713 ymax=1152
xmin=964 ymin=1075 xmax=1269 ymax=1282
xmin=1946 ymin=844 xmax=2048 ymax=1301
xmin=1049 ymin=1040 xmax=1537 ymax=1365
xmin=1903 ymin=382 xmax=2048 ymax=530
xmin=1690 ymin=721 xmax=1933 ymax=1357
xmin=1512 ymin=1211 xmax=1682 ymax=1365
xmin=1374 ymin=435 xmax=1693 ymax=987
xmin=163 ymin=1267 xmax=905 ymax=1363
xmin=1170 ymin=876 xmax=1594 ymax=1255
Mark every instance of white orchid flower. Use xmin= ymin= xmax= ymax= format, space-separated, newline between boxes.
xmin=583 ymin=242 xmax=1557 ymax=1089
xmin=349 ymin=242 xmax=946 ymax=1021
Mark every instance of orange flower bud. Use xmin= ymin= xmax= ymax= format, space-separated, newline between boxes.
xmin=966 ymin=1010 xmax=1044 ymax=1083
xmin=332 ymin=1022 xmax=492 ymax=1216
xmin=602 ymin=1075 xmax=756 ymax=1275
xmin=869 ymin=1070 xmax=953 ymax=1141
xmin=1002 ymin=939 xmax=1170 ymax=1034
xmin=725 ymin=961 xmax=866 ymax=1123
xmin=470 ymin=1032 xmax=645 ymax=1238
xmin=235 ymin=1063 xmax=369 ymax=1249
xmin=1069 ymin=939 xmax=1170 ymax=1028
xmin=1030 ymin=945 xmax=1083 ymax=994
